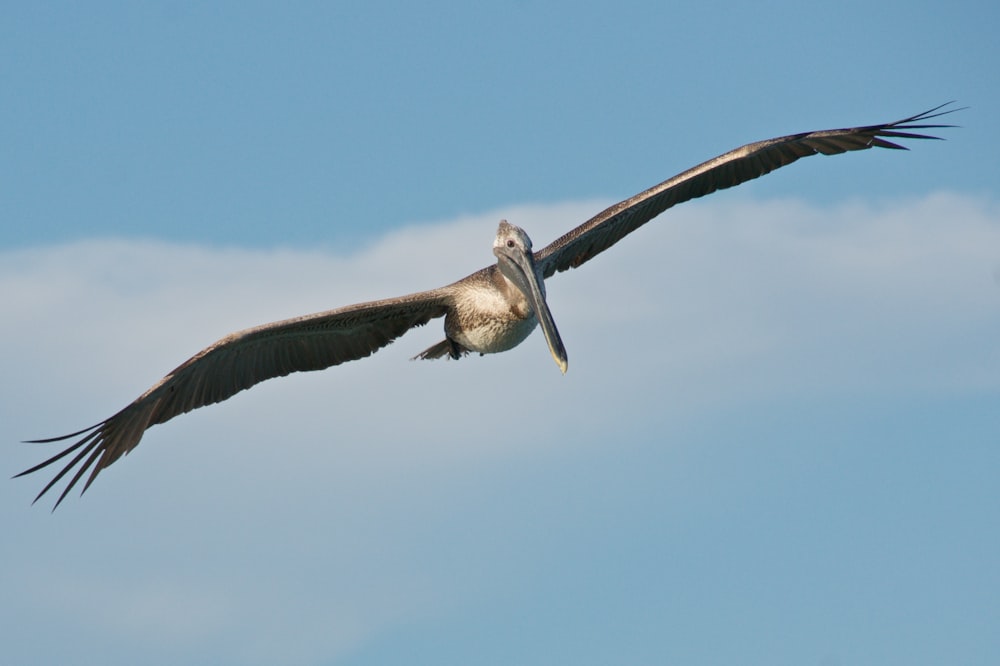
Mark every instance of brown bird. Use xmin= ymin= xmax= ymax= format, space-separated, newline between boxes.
xmin=18 ymin=103 xmax=960 ymax=508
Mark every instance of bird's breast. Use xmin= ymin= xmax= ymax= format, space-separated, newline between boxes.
xmin=446 ymin=281 xmax=537 ymax=354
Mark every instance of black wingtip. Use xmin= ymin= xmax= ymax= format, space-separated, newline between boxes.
xmin=892 ymin=101 xmax=967 ymax=132
xmin=866 ymin=102 xmax=965 ymax=148
xmin=22 ymin=420 xmax=106 ymax=445
xmin=16 ymin=422 xmax=107 ymax=510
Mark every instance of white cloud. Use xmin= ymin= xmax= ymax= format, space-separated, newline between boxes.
xmin=3 ymin=192 xmax=998 ymax=476
xmin=2 ymin=192 xmax=998 ymax=663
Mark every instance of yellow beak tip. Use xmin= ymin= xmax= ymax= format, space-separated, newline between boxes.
xmin=554 ymin=356 xmax=568 ymax=374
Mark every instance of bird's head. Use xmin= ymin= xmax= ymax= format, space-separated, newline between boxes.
xmin=492 ymin=220 xmax=567 ymax=374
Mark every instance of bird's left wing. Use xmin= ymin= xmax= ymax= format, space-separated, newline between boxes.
xmin=18 ymin=288 xmax=451 ymax=508
xmin=534 ymin=103 xmax=961 ymax=278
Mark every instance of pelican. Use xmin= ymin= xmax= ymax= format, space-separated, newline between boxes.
xmin=18 ymin=104 xmax=960 ymax=508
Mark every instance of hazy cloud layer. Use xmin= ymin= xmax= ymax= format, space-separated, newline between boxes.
xmin=3 ymin=193 xmax=998 ymax=665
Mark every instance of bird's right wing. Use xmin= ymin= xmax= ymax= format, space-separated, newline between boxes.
xmin=534 ymin=103 xmax=961 ymax=278
xmin=18 ymin=288 xmax=452 ymax=508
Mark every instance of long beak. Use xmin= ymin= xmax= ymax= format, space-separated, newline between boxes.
xmin=498 ymin=248 xmax=569 ymax=374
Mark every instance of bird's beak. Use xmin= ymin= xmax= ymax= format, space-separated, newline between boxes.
xmin=497 ymin=246 xmax=568 ymax=374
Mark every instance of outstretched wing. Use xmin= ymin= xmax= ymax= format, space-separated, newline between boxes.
xmin=18 ymin=289 xmax=451 ymax=508
xmin=535 ymin=103 xmax=961 ymax=278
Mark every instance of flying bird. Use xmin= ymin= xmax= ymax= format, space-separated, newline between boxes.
xmin=18 ymin=103 xmax=960 ymax=508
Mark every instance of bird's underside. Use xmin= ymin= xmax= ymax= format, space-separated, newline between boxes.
xmin=17 ymin=103 xmax=962 ymax=509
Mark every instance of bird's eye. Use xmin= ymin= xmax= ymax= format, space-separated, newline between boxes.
xmin=506 ymin=239 xmax=515 ymax=248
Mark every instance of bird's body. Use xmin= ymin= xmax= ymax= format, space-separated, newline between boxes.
xmin=445 ymin=267 xmax=540 ymax=355
xmin=18 ymin=104 xmax=961 ymax=508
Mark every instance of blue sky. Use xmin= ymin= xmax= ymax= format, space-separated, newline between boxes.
xmin=2 ymin=2 xmax=999 ymax=665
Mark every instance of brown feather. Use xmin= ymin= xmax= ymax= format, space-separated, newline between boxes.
xmin=19 ymin=289 xmax=451 ymax=508
xmin=534 ymin=103 xmax=961 ymax=278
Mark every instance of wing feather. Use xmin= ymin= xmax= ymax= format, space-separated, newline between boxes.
xmin=535 ymin=103 xmax=962 ymax=278
xmin=18 ymin=289 xmax=451 ymax=508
